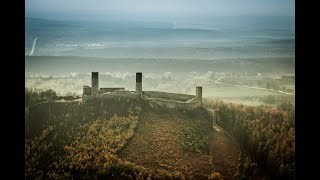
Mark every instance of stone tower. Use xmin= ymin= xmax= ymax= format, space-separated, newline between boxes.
xmin=83 ymin=85 xmax=91 ymax=96
xmin=196 ymin=86 xmax=202 ymax=105
xmin=136 ymin=72 xmax=142 ymax=95
xmin=91 ymin=72 xmax=99 ymax=95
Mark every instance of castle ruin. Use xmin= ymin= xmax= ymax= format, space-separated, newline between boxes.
xmin=196 ymin=86 xmax=202 ymax=105
xmin=82 ymin=72 xmax=203 ymax=110
xmin=136 ymin=72 xmax=142 ymax=95
xmin=91 ymin=72 xmax=99 ymax=95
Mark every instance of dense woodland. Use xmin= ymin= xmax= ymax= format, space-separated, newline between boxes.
xmin=203 ymin=99 xmax=295 ymax=179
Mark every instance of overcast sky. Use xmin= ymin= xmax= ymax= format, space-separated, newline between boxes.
xmin=26 ymin=0 xmax=294 ymax=19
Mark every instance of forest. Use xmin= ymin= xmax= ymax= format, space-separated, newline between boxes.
xmin=25 ymin=88 xmax=294 ymax=179
xmin=203 ymin=99 xmax=295 ymax=178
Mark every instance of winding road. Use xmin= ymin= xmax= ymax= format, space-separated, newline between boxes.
xmin=29 ymin=38 xmax=39 ymax=56
xmin=213 ymin=74 xmax=294 ymax=96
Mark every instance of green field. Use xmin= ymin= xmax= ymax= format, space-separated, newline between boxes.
xmin=203 ymin=84 xmax=294 ymax=106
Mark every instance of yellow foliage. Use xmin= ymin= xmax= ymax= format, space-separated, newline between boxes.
xmin=208 ymin=171 xmax=223 ymax=180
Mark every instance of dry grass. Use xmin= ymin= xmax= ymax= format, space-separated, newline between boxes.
xmin=118 ymin=108 xmax=214 ymax=178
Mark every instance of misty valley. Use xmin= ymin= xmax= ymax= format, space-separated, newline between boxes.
xmin=25 ymin=5 xmax=294 ymax=179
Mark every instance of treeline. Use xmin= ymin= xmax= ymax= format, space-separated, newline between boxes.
xmin=260 ymin=95 xmax=295 ymax=109
xmin=203 ymin=99 xmax=295 ymax=179
xmin=280 ymin=75 xmax=295 ymax=81
xmin=25 ymin=88 xmax=81 ymax=106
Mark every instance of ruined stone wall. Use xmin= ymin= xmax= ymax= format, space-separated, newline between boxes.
xmin=83 ymin=90 xmax=201 ymax=110
xmin=100 ymin=88 xmax=125 ymax=93
xmin=146 ymin=98 xmax=201 ymax=110
xmin=143 ymin=91 xmax=201 ymax=110
xmin=83 ymin=91 xmax=138 ymax=103
xmin=143 ymin=91 xmax=196 ymax=102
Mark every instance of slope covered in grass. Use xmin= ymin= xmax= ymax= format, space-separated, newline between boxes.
xmin=118 ymin=108 xmax=214 ymax=179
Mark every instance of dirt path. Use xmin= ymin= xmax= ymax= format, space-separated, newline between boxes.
xmin=209 ymin=130 xmax=240 ymax=179
xmin=118 ymin=110 xmax=214 ymax=179
xmin=207 ymin=109 xmax=241 ymax=179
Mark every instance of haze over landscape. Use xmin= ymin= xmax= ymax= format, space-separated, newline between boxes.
xmin=25 ymin=0 xmax=295 ymax=179
xmin=25 ymin=0 xmax=294 ymax=104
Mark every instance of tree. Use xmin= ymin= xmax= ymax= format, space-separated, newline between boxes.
xmin=208 ymin=171 xmax=223 ymax=180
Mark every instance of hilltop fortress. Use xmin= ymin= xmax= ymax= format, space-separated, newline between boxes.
xmin=83 ymin=72 xmax=202 ymax=110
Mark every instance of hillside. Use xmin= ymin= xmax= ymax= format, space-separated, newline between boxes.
xmin=119 ymin=109 xmax=214 ymax=179
xmin=25 ymin=89 xmax=294 ymax=179
xmin=26 ymin=91 xmax=243 ymax=179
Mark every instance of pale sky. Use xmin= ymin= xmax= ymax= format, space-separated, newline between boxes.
xmin=26 ymin=0 xmax=295 ymax=19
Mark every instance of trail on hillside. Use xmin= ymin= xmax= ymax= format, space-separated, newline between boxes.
xmin=118 ymin=110 xmax=214 ymax=179
xmin=207 ymin=109 xmax=241 ymax=179
xmin=118 ymin=108 xmax=242 ymax=179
